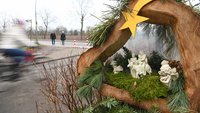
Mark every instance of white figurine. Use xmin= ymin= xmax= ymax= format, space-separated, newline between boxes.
xmin=138 ymin=51 xmax=147 ymax=63
xmin=113 ymin=65 xmax=123 ymax=74
xmin=158 ymin=60 xmax=179 ymax=87
xmin=127 ymin=51 xmax=152 ymax=78
xmin=111 ymin=61 xmax=123 ymax=74
xmin=127 ymin=57 xmax=140 ymax=78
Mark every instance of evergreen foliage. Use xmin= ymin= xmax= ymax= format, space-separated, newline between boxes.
xmin=80 ymin=99 xmax=153 ymax=113
xmin=168 ymin=91 xmax=189 ymax=112
xmin=89 ymin=73 xmax=104 ymax=89
xmin=169 ymin=74 xmax=185 ymax=94
xmin=107 ymin=104 xmax=138 ymax=113
xmin=148 ymin=51 xmax=165 ymax=72
xmin=113 ymin=47 xmax=132 ymax=73
xmin=123 ymin=47 xmax=132 ymax=60
xmin=168 ymin=75 xmax=189 ymax=113
xmin=88 ymin=0 xmax=131 ymax=46
xmin=77 ymin=85 xmax=93 ymax=98
xmin=77 ymin=60 xmax=106 ymax=98
xmin=77 ymin=48 xmax=189 ymax=112
xmin=80 ymin=97 xmax=119 ymax=113
xmin=99 ymin=97 xmax=119 ymax=109
xmin=107 ymin=103 xmax=159 ymax=113
xmin=104 ymin=60 xmax=114 ymax=72
xmin=113 ymin=53 xmax=124 ymax=65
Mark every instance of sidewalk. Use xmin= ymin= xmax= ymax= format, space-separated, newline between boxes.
xmin=36 ymin=45 xmax=87 ymax=60
xmin=35 ymin=39 xmax=91 ymax=49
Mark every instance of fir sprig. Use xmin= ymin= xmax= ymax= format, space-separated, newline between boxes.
xmin=113 ymin=47 xmax=132 ymax=73
xmin=78 ymin=60 xmax=104 ymax=85
xmin=77 ymin=85 xmax=93 ymax=98
xmin=82 ymin=97 xmax=119 ymax=113
xmin=88 ymin=0 xmax=131 ymax=46
xmin=77 ymin=60 xmax=106 ymax=98
xmin=168 ymin=91 xmax=189 ymax=112
xmin=168 ymin=75 xmax=189 ymax=112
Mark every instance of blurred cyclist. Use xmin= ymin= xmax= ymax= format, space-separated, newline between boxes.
xmin=0 ymin=19 xmax=37 ymax=66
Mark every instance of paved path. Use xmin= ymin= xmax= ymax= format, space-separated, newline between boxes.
xmin=0 ymin=45 xmax=87 ymax=113
xmin=36 ymin=39 xmax=91 ymax=48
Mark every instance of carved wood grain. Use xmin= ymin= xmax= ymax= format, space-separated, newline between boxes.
xmin=77 ymin=0 xmax=200 ymax=112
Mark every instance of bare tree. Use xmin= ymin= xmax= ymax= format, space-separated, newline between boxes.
xmin=40 ymin=10 xmax=55 ymax=39
xmin=55 ymin=26 xmax=68 ymax=35
xmin=0 ymin=15 xmax=10 ymax=32
xmin=75 ymin=0 xmax=90 ymax=40
xmin=38 ymin=26 xmax=45 ymax=36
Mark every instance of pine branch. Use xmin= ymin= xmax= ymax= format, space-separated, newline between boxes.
xmin=82 ymin=97 xmax=119 ymax=113
xmin=168 ymin=75 xmax=189 ymax=113
xmin=77 ymin=60 xmax=106 ymax=98
xmin=88 ymin=0 xmax=131 ymax=46
xmin=77 ymin=85 xmax=93 ymax=98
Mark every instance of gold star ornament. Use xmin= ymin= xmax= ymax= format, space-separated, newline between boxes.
xmin=120 ymin=11 xmax=149 ymax=37
xmin=120 ymin=0 xmax=152 ymax=37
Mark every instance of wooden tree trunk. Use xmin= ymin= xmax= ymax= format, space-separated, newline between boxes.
xmin=77 ymin=0 xmax=200 ymax=112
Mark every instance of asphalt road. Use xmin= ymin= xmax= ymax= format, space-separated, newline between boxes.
xmin=0 ymin=64 xmax=44 ymax=113
xmin=0 ymin=45 xmax=87 ymax=113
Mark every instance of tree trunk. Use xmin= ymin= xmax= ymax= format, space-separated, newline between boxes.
xmin=77 ymin=0 xmax=200 ymax=112
xmin=80 ymin=15 xmax=84 ymax=40
xmin=44 ymin=26 xmax=48 ymax=39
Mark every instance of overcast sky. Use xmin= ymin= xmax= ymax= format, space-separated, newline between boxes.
xmin=0 ymin=0 xmax=113 ymax=30
xmin=0 ymin=0 xmax=199 ymax=31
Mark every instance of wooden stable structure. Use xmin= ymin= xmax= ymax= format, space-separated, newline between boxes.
xmin=77 ymin=0 xmax=200 ymax=112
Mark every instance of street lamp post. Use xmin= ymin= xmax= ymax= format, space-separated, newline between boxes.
xmin=35 ymin=0 xmax=39 ymax=44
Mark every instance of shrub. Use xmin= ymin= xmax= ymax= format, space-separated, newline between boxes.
xmin=148 ymin=51 xmax=164 ymax=72
xmin=104 ymin=59 xmax=114 ymax=73
xmin=113 ymin=47 xmax=132 ymax=73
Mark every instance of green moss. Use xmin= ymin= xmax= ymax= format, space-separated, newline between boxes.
xmin=132 ymin=74 xmax=169 ymax=101
xmin=105 ymin=72 xmax=138 ymax=90
xmin=105 ymin=72 xmax=169 ymax=101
